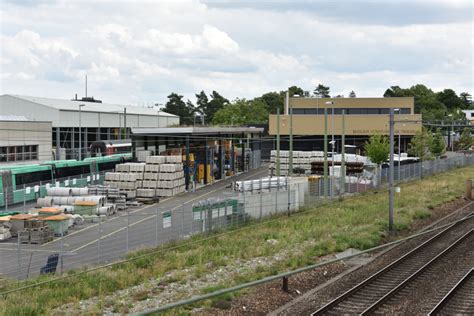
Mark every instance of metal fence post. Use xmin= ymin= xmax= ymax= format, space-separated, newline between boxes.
xmin=275 ymin=177 xmax=279 ymax=214
xmin=181 ymin=204 xmax=185 ymax=236
xmin=60 ymin=222 xmax=64 ymax=275
xmin=242 ymin=185 xmax=246 ymax=225
xmin=287 ymin=175 xmax=290 ymax=217
xmin=17 ymin=231 xmax=21 ymax=280
xmin=155 ymin=204 xmax=159 ymax=245
xmin=126 ymin=209 xmax=130 ymax=253
xmin=97 ymin=215 xmax=101 ymax=265
xmin=259 ymin=178 xmax=263 ymax=220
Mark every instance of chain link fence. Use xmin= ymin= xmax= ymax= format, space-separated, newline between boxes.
xmin=1 ymin=154 xmax=473 ymax=282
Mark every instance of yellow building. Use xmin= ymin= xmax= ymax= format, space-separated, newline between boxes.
xmin=268 ymin=96 xmax=421 ymax=153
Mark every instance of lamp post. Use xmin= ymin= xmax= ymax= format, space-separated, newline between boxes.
xmin=388 ymin=108 xmax=395 ymax=231
xmin=78 ymin=104 xmax=85 ymax=160
xmin=448 ymin=114 xmax=454 ymax=151
xmin=325 ymin=101 xmax=334 ymax=197
xmin=394 ymin=108 xmax=401 ymax=181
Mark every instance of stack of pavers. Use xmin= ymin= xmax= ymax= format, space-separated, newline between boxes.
xmin=269 ymin=150 xmax=324 ymax=176
xmin=18 ymin=213 xmax=55 ymax=244
xmin=88 ymin=185 xmax=127 ymax=211
xmin=104 ymin=163 xmax=146 ymax=199
xmin=143 ymin=155 xmax=186 ymax=198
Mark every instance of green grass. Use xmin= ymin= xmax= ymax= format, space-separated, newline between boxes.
xmin=0 ymin=166 xmax=473 ymax=315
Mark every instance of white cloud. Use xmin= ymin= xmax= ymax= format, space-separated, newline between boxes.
xmin=0 ymin=0 xmax=472 ymax=105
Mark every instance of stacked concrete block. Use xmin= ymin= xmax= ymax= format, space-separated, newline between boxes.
xmin=137 ymin=150 xmax=153 ymax=162
xmin=269 ymin=150 xmax=325 ymax=176
xmin=143 ymin=155 xmax=186 ymax=198
xmin=104 ymin=164 xmax=144 ymax=199
xmin=137 ymin=188 xmax=156 ymax=198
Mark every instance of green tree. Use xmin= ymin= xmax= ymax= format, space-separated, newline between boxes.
xmin=313 ymin=84 xmax=330 ymax=98
xmin=364 ymin=134 xmax=389 ymax=185
xmin=383 ymin=84 xmax=446 ymax=121
xmin=364 ymin=134 xmax=390 ymax=165
xmin=256 ymin=92 xmax=284 ymax=114
xmin=288 ymin=85 xmax=304 ymax=97
xmin=436 ymin=89 xmax=463 ymax=111
xmin=460 ymin=92 xmax=472 ymax=109
xmin=200 ymin=91 xmax=229 ymax=123
xmin=408 ymin=128 xmax=433 ymax=160
xmin=455 ymin=127 xmax=473 ymax=150
xmin=349 ymin=90 xmax=356 ymax=98
xmin=429 ymin=129 xmax=446 ymax=158
xmin=212 ymin=99 xmax=268 ymax=125
xmin=162 ymin=93 xmax=195 ymax=125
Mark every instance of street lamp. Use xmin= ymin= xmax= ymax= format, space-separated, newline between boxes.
xmin=448 ymin=114 xmax=454 ymax=151
xmin=78 ymin=104 xmax=85 ymax=160
xmin=394 ymin=108 xmax=401 ymax=181
xmin=325 ymin=101 xmax=335 ymax=197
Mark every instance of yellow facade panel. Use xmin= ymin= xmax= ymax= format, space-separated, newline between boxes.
xmin=269 ymin=114 xmax=422 ymax=136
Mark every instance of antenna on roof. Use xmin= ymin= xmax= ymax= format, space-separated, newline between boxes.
xmin=85 ymin=75 xmax=88 ymax=98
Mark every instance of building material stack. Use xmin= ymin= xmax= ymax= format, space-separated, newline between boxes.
xmin=104 ymin=163 xmax=146 ymax=199
xmin=88 ymin=185 xmax=127 ymax=210
xmin=143 ymin=155 xmax=185 ymax=198
xmin=269 ymin=150 xmax=324 ymax=176
xmin=104 ymin=157 xmax=185 ymax=200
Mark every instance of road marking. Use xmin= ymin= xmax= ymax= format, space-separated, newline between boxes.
xmin=0 ymin=247 xmax=61 ymax=253
xmin=67 ymin=168 xmax=268 ymax=252
xmin=39 ymin=199 xmax=172 ymax=247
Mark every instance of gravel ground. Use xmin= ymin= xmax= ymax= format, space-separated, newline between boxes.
xmin=375 ymin=232 xmax=474 ymax=315
xmin=277 ymin=199 xmax=474 ymax=315
xmin=200 ymin=198 xmax=473 ymax=315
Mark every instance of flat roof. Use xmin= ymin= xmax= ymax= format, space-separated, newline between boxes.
xmin=132 ymin=126 xmax=264 ymax=135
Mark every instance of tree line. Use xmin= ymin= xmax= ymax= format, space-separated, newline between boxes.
xmin=160 ymin=84 xmax=472 ymax=126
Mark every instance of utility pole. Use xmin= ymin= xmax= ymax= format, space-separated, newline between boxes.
xmin=78 ymin=104 xmax=85 ymax=160
xmin=276 ymin=107 xmax=281 ymax=177
xmin=324 ymin=108 xmax=328 ymax=197
xmin=389 ymin=108 xmax=395 ymax=231
xmin=340 ymin=110 xmax=345 ymax=194
xmin=124 ymin=107 xmax=127 ymax=139
xmin=288 ymin=91 xmax=293 ymax=176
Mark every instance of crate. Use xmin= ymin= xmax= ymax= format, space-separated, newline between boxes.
xmin=30 ymin=229 xmax=54 ymax=244
xmin=24 ymin=219 xmax=47 ymax=229
xmin=19 ymin=230 xmax=30 ymax=244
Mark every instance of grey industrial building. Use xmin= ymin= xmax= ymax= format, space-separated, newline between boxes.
xmin=0 ymin=116 xmax=52 ymax=164
xmin=0 ymin=95 xmax=179 ymax=160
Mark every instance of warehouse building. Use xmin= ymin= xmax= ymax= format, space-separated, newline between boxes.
xmin=0 ymin=95 xmax=179 ymax=160
xmin=0 ymin=116 xmax=52 ymax=165
xmin=269 ymin=96 xmax=421 ymax=153
xmin=131 ymin=126 xmax=264 ymax=189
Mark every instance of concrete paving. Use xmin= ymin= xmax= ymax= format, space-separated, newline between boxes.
xmin=0 ymin=166 xmax=269 ymax=280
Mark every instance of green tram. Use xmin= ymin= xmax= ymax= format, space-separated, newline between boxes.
xmin=0 ymin=153 xmax=132 ymax=208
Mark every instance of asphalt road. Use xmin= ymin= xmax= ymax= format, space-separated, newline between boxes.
xmin=0 ymin=167 xmax=269 ymax=280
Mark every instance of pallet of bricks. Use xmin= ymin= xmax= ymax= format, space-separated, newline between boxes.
xmin=269 ymin=150 xmax=323 ymax=176
xmin=103 ymin=163 xmax=145 ymax=199
xmin=143 ymin=155 xmax=185 ymax=198
xmin=20 ymin=219 xmax=54 ymax=245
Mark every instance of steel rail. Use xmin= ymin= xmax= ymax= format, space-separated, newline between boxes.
xmin=311 ymin=213 xmax=474 ymax=315
xmin=428 ymin=268 xmax=473 ymax=315
xmin=361 ymin=229 xmax=473 ymax=315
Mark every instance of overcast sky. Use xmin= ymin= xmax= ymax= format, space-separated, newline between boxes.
xmin=0 ymin=0 xmax=472 ymax=107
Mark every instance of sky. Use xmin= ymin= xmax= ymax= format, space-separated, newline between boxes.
xmin=0 ymin=0 xmax=472 ymax=107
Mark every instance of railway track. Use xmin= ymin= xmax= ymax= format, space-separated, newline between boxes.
xmin=429 ymin=268 xmax=474 ymax=315
xmin=311 ymin=213 xmax=474 ymax=315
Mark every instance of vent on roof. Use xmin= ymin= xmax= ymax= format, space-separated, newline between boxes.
xmin=73 ymin=96 xmax=102 ymax=103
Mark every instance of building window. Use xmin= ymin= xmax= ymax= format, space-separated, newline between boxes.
xmin=0 ymin=145 xmax=39 ymax=162
xmin=291 ymin=107 xmax=411 ymax=115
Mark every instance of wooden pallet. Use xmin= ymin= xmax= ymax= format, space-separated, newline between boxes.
xmin=136 ymin=197 xmax=159 ymax=204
